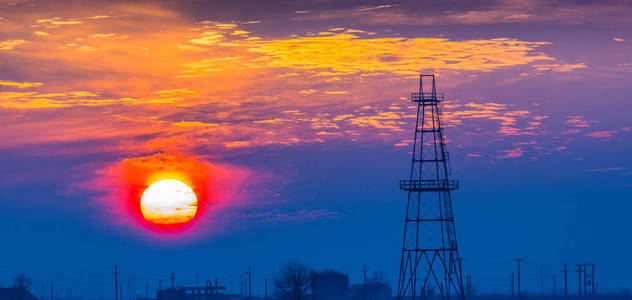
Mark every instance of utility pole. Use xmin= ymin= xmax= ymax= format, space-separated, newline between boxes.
xmin=361 ymin=265 xmax=368 ymax=285
xmin=513 ymin=258 xmax=523 ymax=296
xmin=576 ymin=264 xmax=583 ymax=295
xmin=170 ymin=272 xmax=175 ymax=289
xmin=590 ymin=264 xmax=595 ymax=296
xmin=113 ymin=266 xmax=120 ymax=300
xmin=248 ymin=266 xmax=253 ymax=298
xmin=562 ymin=264 xmax=568 ymax=296
xmin=583 ymin=264 xmax=587 ymax=296
xmin=239 ymin=274 xmax=243 ymax=296
xmin=466 ymin=274 xmax=472 ymax=298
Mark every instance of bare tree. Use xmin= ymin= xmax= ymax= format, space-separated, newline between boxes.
xmin=274 ymin=262 xmax=312 ymax=300
xmin=14 ymin=273 xmax=32 ymax=290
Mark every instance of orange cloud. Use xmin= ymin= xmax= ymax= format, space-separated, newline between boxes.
xmin=0 ymin=1 xmax=574 ymax=157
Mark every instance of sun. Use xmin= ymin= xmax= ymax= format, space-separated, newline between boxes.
xmin=140 ymin=179 xmax=198 ymax=227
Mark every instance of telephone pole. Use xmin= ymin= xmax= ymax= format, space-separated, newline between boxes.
xmin=589 ymin=264 xmax=595 ymax=296
xmin=576 ymin=264 xmax=583 ymax=295
xmin=513 ymin=258 xmax=523 ymax=296
xmin=583 ymin=264 xmax=587 ymax=296
xmin=466 ymin=274 xmax=472 ymax=298
xmin=361 ymin=265 xmax=368 ymax=285
xmin=248 ymin=266 xmax=253 ymax=298
xmin=264 ymin=277 xmax=268 ymax=299
xmin=562 ymin=264 xmax=568 ymax=296
xmin=113 ymin=266 xmax=120 ymax=300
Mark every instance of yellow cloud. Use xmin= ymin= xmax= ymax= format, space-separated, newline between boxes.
xmin=325 ymin=91 xmax=348 ymax=94
xmin=231 ymin=30 xmax=250 ymax=36
xmin=188 ymin=32 xmax=224 ymax=46
xmin=172 ymin=121 xmax=218 ymax=127
xmin=299 ymin=89 xmax=317 ymax=94
xmin=36 ymin=17 xmax=83 ymax=28
xmin=533 ymin=63 xmax=588 ymax=72
xmin=0 ymin=81 xmax=43 ymax=88
xmin=249 ymin=34 xmax=555 ymax=75
xmin=0 ymin=40 xmax=26 ymax=50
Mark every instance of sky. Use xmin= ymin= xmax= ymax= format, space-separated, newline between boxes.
xmin=0 ymin=0 xmax=631 ymax=298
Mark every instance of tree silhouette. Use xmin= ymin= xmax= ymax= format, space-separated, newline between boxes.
xmin=274 ymin=262 xmax=312 ymax=300
xmin=14 ymin=273 xmax=32 ymax=290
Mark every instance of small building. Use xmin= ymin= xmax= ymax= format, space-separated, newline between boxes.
xmin=0 ymin=287 xmax=39 ymax=300
xmin=156 ymin=285 xmax=229 ymax=300
xmin=312 ymin=270 xmax=350 ymax=300
xmin=350 ymin=283 xmax=392 ymax=300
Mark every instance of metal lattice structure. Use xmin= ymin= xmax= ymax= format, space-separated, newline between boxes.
xmin=397 ymin=74 xmax=464 ymax=300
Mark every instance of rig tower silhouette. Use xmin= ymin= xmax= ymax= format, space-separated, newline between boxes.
xmin=397 ymin=74 xmax=465 ymax=300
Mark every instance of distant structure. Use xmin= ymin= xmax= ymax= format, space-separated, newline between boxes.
xmin=312 ymin=270 xmax=350 ymax=300
xmin=397 ymin=74 xmax=465 ymax=300
xmin=577 ymin=264 xmax=596 ymax=296
xmin=156 ymin=284 xmax=227 ymax=300
xmin=0 ymin=287 xmax=38 ymax=300
xmin=350 ymin=283 xmax=392 ymax=300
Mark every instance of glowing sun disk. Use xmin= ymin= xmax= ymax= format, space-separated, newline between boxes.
xmin=140 ymin=179 xmax=198 ymax=226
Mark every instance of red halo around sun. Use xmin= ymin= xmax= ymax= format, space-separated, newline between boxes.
xmin=83 ymin=152 xmax=256 ymax=240
xmin=118 ymin=153 xmax=212 ymax=232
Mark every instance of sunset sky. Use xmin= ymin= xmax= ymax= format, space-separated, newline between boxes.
xmin=1 ymin=0 xmax=631 ymax=298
